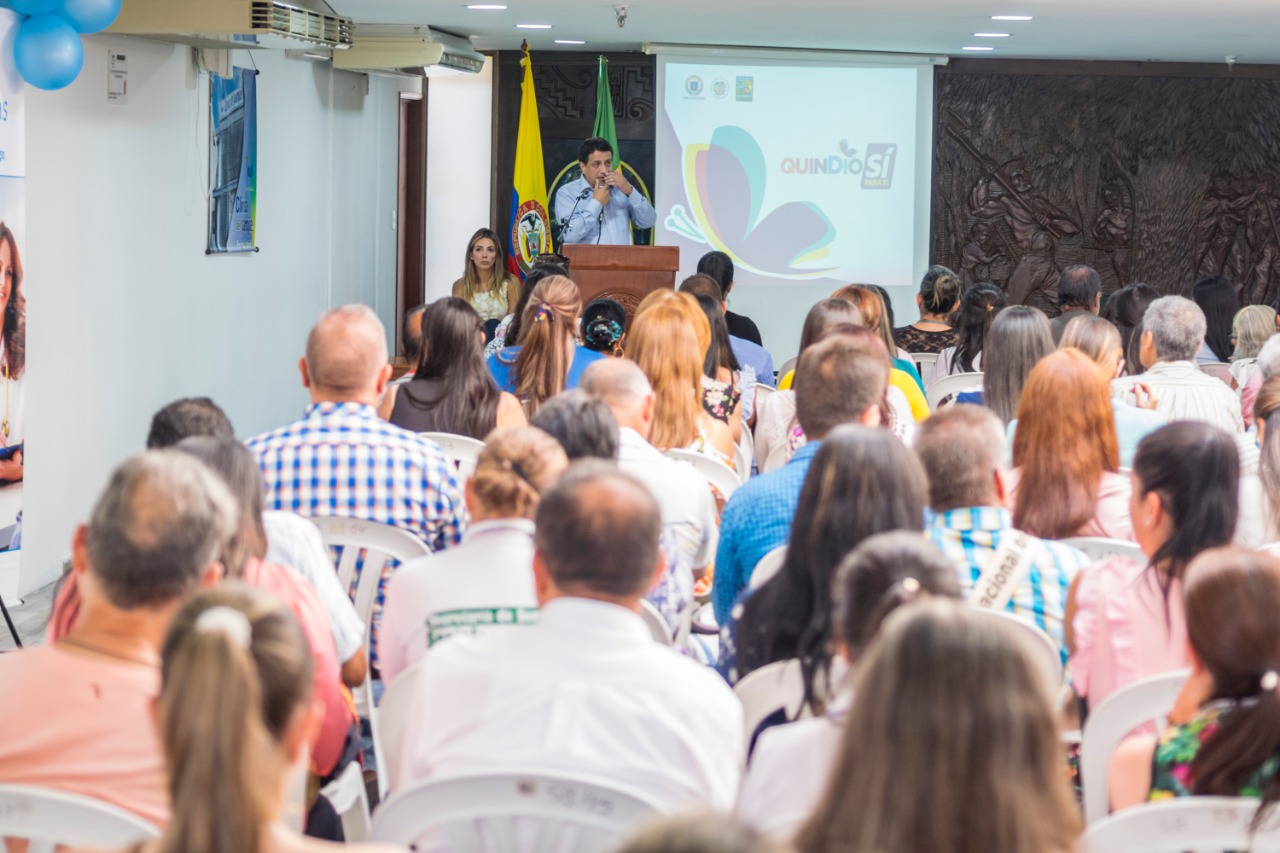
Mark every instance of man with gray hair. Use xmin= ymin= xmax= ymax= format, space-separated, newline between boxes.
xmin=1112 ymin=295 xmax=1244 ymax=434
xmin=915 ymin=406 xmax=1087 ymax=655
xmin=0 ymin=451 xmax=236 ymax=826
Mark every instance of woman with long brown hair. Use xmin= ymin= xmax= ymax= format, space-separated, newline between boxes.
xmin=452 ymin=227 xmax=520 ymax=340
xmin=1246 ymin=376 xmax=1280 ymax=547
xmin=795 ymin=599 xmax=1081 ymax=853
xmin=1007 ymin=348 xmax=1131 ymax=540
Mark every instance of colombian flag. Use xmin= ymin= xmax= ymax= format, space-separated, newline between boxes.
xmin=508 ymin=42 xmax=552 ymax=278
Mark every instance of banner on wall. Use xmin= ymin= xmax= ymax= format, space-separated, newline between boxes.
xmin=0 ymin=9 xmax=26 ymax=569
xmin=208 ymin=67 xmax=258 ymax=254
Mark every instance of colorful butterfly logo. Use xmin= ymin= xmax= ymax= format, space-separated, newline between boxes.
xmin=665 ymin=125 xmax=837 ymax=279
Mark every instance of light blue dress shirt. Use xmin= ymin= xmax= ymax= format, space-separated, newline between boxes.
xmin=730 ymin=336 xmax=775 ymax=389
xmin=555 ymin=175 xmax=657 ymax=245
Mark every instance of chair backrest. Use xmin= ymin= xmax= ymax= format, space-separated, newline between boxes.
xmin=911 ymin=352 xmax=939 ymax=388
xmin=733 ymin=659 xmax=808 ymax=748
xmin=0 ymin=784 xmax=160 ymax=853
xmin=1084 ymin=796 xmax=1280 ymax=852
xmin=776 ymin=356 xmax=798 ymax=383
xmin=638 ymin=600 xmax=673 ymax=646
xmin=319 ymin=758 xmax=372 ymax=842
xmin=369 ymin=770 xmax=664 ymax=851
xmin=1061 ymin=536 xmax=1146 ymax=565
xmin=968 ymin=608 xmax=1063 ymax=696
xmin=1080 ymin=669 xmax=1190 ymax=824
xmin=419 ymin=431 xmax=486 ymax=479
xmin=748 ymin=546 xmax=788 ymax=591
xmin=925 ymin=371 xmax=983 ymax=411
xmin=664 ymin=448 xmax=740 ymax=500
xmin=734 ymin=424 xmax=754 ymax=483
xmin=310 ymin=515 xmax=431 ymax=800
xmin=1199 ymin=362 xmax=1235 ymax=387
xmin=760 ymin=443 xmax=790 ymax=474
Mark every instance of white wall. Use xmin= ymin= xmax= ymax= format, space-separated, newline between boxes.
xmin=424 ymin=61 xmax=493 ymax=303
xmin=16 ymin=36 xmax=410 ymax=596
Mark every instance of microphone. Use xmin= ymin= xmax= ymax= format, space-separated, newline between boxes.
xmin=557 ymin=187 xmax=593 ymax=242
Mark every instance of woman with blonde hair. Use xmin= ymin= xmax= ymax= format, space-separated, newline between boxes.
xmin=1231 ymin=304 xmax=1277 ymax=388
xmin=795 ymin=599 xmax=1081 ymax=853
xmin=452 ymin=227 xmax=520 ymax=340
xmin=80 ymin=584 xmax=403 ymax=853
xmin=627 ymin=289 xmax=734 ymax=464
xmin=486 ymin=275 xmax=604 ymax=415
xmin=379 ymin=426 xmax=569 ymax=682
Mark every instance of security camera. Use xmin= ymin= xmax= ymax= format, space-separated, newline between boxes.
xmin=1226 ymin=55 xmax=1238 ymax=68
xmin=615 ymin=5 xmax=628 ymax=27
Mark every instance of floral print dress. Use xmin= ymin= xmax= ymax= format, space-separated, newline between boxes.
xmin=1150 ymin=701 xmax=1279 ymax=800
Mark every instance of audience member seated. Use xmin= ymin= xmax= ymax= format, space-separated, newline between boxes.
xmin=793 ymin=600 xmax=1081 ymax=853
xmin=1110 ymin=549 xmax=1280 ymax=814
xmin=627 ymin=290 xmax=735 ymax=465
xmin=829 ymin=285 xmax=928 ymax=417
xmin=1243 ymin=377 xmax=1280 ymax=548
xmin=692 ymin=292 xmax=749 ymax=438
xmin=1047 ymin=264 xmax=1102 ymax=343
xmin=0 ymin=452 xmax=235 ymax=826
xmin=78 ymin=584 xmax=401 ymax=853
xmin=142 ymin=395 xmax=367 ymax=689
xmin=452 ymin=227 xmax=520 ymax=341
xmin=1193 ymin=274 xmax=1240 ymax=364
xmin=1059 ymin=313 xmax=1165 ymax=466
xmin=893 ymin=265 xmax=961 ymax=355
xmin=712 ymin=331 xmax=889 ymax=626
xmin=1230 ymin=303 xmax=1276 ymax=389
xmin=916 ymin=406 xmax=1088 ymax=654
xmin=1243 ymin=333 xmax=1280 ymax=430
xmin=484 ymin=262 xmax=568 ymax=358
xmin=529 ymin=389 xmax=619 ymax=461
xmin=935 ymin=281 xmax=1007 ymax=378
xmin=581 ymin=297 xmax=627 ymax=356
xmin=955 ymin=305 xmax=1054 ymax=422
xmin=735 ymin=533 xmax=960 ymax=839
xmin=1112 ymin=295 xmax=1245 ymax=434
xmin=391 ymin=463 xmax=744 ymax=810
xmin=698 ymin=250 xmax=763 ymax=346
xmin=1067 ymin=422 xmax=1239 ymax=708
xmin=390 ymin=302 xmax=426 ymax=387
xmin=1100 ymin=281 xmax=1159 ymax=374
xmin=620 ymin=816 xmax=781 ymax=853
xmin=380 ymin=297 xmax=526 ymax=437
xmin=726 ymin=425 xmax=927 ymax=689
xmin=379 ymin=427 xmax=568 ymax=684
xmin=1006 ymin=348 xmax=1135 ymax=541
xmin=487 ymin=275 xmax=604 ymax=415
xmin=680 ymin=273 xmax=775 ymax=391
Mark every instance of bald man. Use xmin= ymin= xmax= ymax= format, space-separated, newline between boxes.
xmin=246 ymin=306 xmax=467 ymax=655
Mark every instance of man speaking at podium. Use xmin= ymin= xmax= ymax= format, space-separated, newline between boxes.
xmin=556 ymin=137 xmax=657 ymax=245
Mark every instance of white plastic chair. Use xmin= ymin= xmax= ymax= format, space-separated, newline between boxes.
xmin=0 ymin=784 xmax=161 ymax=853
xmin=369 ymin=770 xmax=664 ymax=850
xmin=664 ymin=448 xmax=740 ymax=500
xmin=748 ymin=546 xmax=788 ymax=591
xmin=1062 ymin=536 xmax=1146 ymax=565
xmin=311 ymin=516 xmax=432 ymax=799
xmin=319 ymin=759 xmax=372 ymax=842
xmin=969 ymin=608 xmax=1063 ymax=696
xmin=638 ymin=599 xmax=673 ymax=646
xmin=925 ymin=371 xmax=983 ymax=410
xmin=1080 ymin=669 xmax=1189 ymax=824
xmin=1084 ymin=796 xmax=1280 ymax=852
xmin=733 ymin=659 xmax=808 ymax=748
xmin=419 ymin=431 xmax=486 ymax=479
xmin=776 ymin=356 xmax=797 ymax=383
xmin=734 ymin=424 xmax=754 ymax=482
xmin=910 ymin=352 xmax=939 ymax=388
xmin=1199 ymin=362 xmax=1235 ymax=388
xmin=760 ymin=443 xmax=790 ymax=474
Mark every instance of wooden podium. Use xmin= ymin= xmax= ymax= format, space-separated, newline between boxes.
xmin=561 ymin=244 xmax=680 ymax=325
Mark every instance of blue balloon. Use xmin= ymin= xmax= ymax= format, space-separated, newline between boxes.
xmin=14 ymin=14 xmax=83 ymax=90
xmin=56 ymin=0 xmax=122 ymax=34
xmin=8 ymin=0 xmax=59 ymax=15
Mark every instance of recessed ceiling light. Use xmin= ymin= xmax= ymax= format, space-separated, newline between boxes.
xmin=962 ymin=46 xmax=995 ymax=51
xmin=516 ymin=23 xmax=552 ymax=29
xmin=973 ymin=32 xmax=1010 ymax=37
xmin=466 ymin=4 xmax=507 ymax=9
xmin=991 ymin=15 xmax=1032 ymax=20
xmin=555 ymin=39 xmax=586 ymax=44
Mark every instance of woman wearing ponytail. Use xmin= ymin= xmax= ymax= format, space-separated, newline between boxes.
xmin=580 ymin=298 xmax=627 ymax=357
xmin=486 ymin=275 xmax=604 ymax=415
xmin=82 ymin=583 xmax=403 ymax=853
xmin=1110 ymin=548 xmax=1280 ymax=823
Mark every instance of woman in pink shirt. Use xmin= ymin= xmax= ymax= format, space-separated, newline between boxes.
xmin=1066 ymin=421 xmax=1240 ymax=710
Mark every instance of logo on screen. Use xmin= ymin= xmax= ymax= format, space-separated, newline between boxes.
xmin=861 ymin=143 xmax=898 ymax=189
xmin=685 ymin=76 xmax=704 ymax=97
xmin=712 ymin=78 xmax=729 ymax=98
xmin=735 ymin=76 xmax=753 ymax=101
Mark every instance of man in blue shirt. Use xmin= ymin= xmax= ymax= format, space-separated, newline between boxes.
xmin=711 ymin=330 xmax=890 ymax=625
xmin=555 ymin=137 xmax=657 ymax=245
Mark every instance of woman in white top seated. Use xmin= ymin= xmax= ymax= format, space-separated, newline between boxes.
xmin=451 ymin=227 xmax=520 ymax=341
xmin=377 ymin=427 xmax=569 ymax=684
xmin=735 ymin=532 xmax=959 ymax=840
xmin=934 ymin=281 xmax=1007 ymax=379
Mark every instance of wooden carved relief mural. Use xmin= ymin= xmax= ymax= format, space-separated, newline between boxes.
xmin=933 ymin=66 xmax=1280 ymax=313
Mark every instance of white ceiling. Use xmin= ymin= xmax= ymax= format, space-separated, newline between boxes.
xmin=334 ymin=0 xmax=1280 ymax=65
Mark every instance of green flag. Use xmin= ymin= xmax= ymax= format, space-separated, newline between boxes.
xmin=592 ymin=56 xmax=619 ymax=166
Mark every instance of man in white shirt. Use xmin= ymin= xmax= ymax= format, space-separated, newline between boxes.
xmin=580 ymin=359 xmax=718 ymax=579
xmin=392 ymin=462 xmax=744 ymax=809
xmin=1112 ymin=295 xmax=1244 ymax=434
